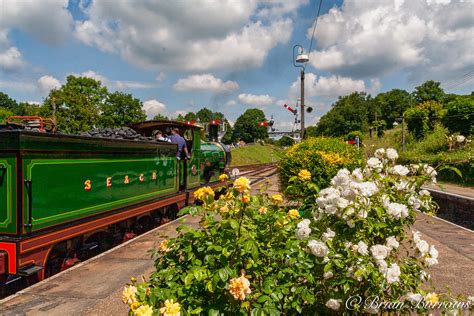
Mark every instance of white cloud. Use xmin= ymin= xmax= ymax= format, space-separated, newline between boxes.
xmin=0 ymin=80 xmax=36 ymax=92
xmin=308 ymin=0 xmax=474 ymax=81
xmin=238 ymin=93 xmax=275 ymax=106
xmin=156 ymin=72 xmax=166 ymax=83
xmin=226 ymin=100 xmax=237 ymax=106
xmin=143 ymin=99 xmax=167 ymax=119
xmin=73 ymin=70 xmax=157 ymax=90
xmin=37 ymin=75 xmax=61 ymax=94
xmin=289 ymin=73 xmax=366 ymax=99
xmin=174 ymin=74 xmax=239 ymax=93
xmin=0 ymin=47 xmax=24 ymax=72
xmin=74 ymin=1 xmax=300 ymax=72
xmin=0 ymin=0 xmax=73 ymax=44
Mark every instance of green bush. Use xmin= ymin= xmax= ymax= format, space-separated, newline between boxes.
xmin=278 ymin=137 xmax=363 ymax=198
xmin=442 ymin=96 xmax=474 ymax=135
xmin=405 ymin=101 xmax=445 ymax=139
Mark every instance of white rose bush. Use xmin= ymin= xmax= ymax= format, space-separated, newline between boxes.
xmin=295 ymin=148 xmax=449 ymax=314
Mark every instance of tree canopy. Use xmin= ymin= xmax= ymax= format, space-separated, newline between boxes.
xmin=232 ymin=108 xmax=268 ymax=143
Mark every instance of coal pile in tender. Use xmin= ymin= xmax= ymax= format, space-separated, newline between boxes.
xmin=80 ymin=127 xmax=152 ymax=141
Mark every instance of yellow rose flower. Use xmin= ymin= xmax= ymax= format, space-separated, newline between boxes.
xmin=258 ymin=207 xmax=267 ymax=215
xmin=135 ymin=304 xmax=153 ymax=316
xmin=298 ymin=169 xmax=312 ymax=181
xmin=158 ymin=239 xmax=170 ymax=253
xmin=288 ymin=209 xmax=300 ymax=219
xmin=160 ymin=299 xmax=181 ymax=316
xmin=271 ymin=194 xmax=283 ymax=204
xmin=122 ymin=285 xmax=138 ymax=305
xmin=219 ymin=173 xmax=229 ymax=182
xmin=229 ymin=273 xmax=252 ymax=301
xmin=241 ymin=195 xmax=250 ymax=204
xmin=233 ymin=177 xmax=251 ymax=193
xmin=425 ymin=292 xmax=439 ymax=305
xmin=130 ymin=301 xmax=141 ymax=312
xmin=193 ymin=186 xmax=215 ymax=201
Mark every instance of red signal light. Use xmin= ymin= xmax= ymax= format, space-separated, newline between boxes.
xmin=283 ymin=104 xmax=297 ymax=115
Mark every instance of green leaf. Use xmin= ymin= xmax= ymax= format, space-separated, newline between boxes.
xmin=208 ymin=309 xmax=220 ymax=316
xmin=229 ymin=219 xmax=239 ymax=229
xmin=218 ymin=268 xmax=228 ymax=282
xmin=257 ymin=295 xmax=269 ymax=303
xmin=184 ymin=273 xmax=194 ymax=286
xmin=191 ymin=307 xmax=203 ymax=314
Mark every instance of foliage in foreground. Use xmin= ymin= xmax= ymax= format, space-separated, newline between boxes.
xmin=122 ymin=149 xmax=473 ymax=315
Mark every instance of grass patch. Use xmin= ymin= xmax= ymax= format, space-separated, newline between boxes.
xmin=362 ymin=125 xmax=473 ymax=185
xmin=231 ymin=143 xmax=282 ymax=166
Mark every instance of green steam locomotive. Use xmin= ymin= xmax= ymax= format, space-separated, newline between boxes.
xmin=0 ymin=119 xmax=230 ymax=294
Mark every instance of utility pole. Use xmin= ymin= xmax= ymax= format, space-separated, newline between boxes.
xmin=300 ymin=69 xmax=305 ymax=140
xmin=401 ymin=115 xmax=406 ymax=152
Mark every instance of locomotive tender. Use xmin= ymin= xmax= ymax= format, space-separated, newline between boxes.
xmin=0 ymin=120 xmax=229 ymax=293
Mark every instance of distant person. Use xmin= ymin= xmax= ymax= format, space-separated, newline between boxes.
xmin=152 ymin=130 xmax=170 ymax=142
xmin=168 ymin=128 xmax=189 ymax=160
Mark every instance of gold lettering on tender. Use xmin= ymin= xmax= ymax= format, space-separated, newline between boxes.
xmin=84 ymin=180 xmax=91 ymax=191
xmin=139 ymin=174 xmax=145 ymax=182
xmin=106 ymin=177 xmax=112 ymax=187
xmin=124 ymin=175 xmax=130 ymax=184
xmin=152 ymin=172 xmax=157 ymax=180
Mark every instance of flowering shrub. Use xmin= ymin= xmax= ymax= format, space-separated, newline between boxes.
xmin=125 ymin=177 xmax=321 ymax=315
xmin=278 ymin=137 xmax=363 ymax=200
xmin=124 ymin=148 xmax=471 ymax=314
xmin=447 ymin=133 xmax=471 ymax=151
xmin=296 ymin=148 xmax=447 ymax=314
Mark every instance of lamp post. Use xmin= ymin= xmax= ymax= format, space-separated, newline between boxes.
xmin=293 ymin=45 xmax=309 ymax=140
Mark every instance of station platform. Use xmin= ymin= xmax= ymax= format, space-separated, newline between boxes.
xmin=0 ymin=175 xmax=472 ymax=315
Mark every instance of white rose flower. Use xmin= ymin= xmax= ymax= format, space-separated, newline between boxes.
xmin=324 ymin=271 xmax=334 ymax=279
xmin=420 ymin=270 xmax=430 ymax=281
xmin=387 ymin=202 xmax=408 ymax=219
xmin=336 ymin=197 xmax=349 ymax=209
xmin=331 ymin=169 xmax=351 ymax=187
xmin=297 ymin=219 xmax=311 ymax=229
xmin=456 ymin=135 xmax=465 ymax=143
xmin=408 ymin=195 xmax=421 ymax=210
xmin=429 ymin=245 xmax=439 ymax=259
xmin=425 ymin=257 xmax=439 ymax=267
xmin=374 ymin=148 xmax=385 ymax=159
xmin=307 ymin=240 xmax=328 ymax=257
xmin=406 ymin=293 xmax=423 ymax=304
xmin=325 ymin=299 xmax=341 ymax=310
xmin=367 ymin=157 xmax=382 ymax=170
xmin=384 ymin=263 xmax=401 ymax=283
xmin=352 ymin=168 xmax=364 ymax=181
xmin=392 ymin=165 xmax=409 ymax=176
xmin=357 ymin=241 xmax=369 ymax=256
xmin=358 ymin=209 xmax=368 ymax=219
xmin=412 ymin=231 xmax=422 ymax=243
xmin=377 ymin=259 xmax=388 ymax=273
xmin=296 ymin=226 xmax=311 ymax=240
xmin=386 ymin=236 xmax=399 ymax=250
xmin=342 ymin=188 xmax=357 ymax=201
xmin=347 ymin=220 xmax=355 ymax=228
xmin=325 ymin=205 xmax=338 ymax=215
xmin=357 ymin=181 xmax=379 ymax=197
xmin=322 ymin=228 xmax=336 ymax=242
xmin=344 ymin=241 xmax=353 ymax=249
xmin=386 ymin=148 xmax=398 ymax=160
xmin=416 ymin=240 xmax=429 ymax=255
xmin=381 ymin=195 xmax=391 ymax=208
xmin=371 ymin=244 xmax=389 ymax=260
xmin=419 ymin=189 xmax=430 ymax=196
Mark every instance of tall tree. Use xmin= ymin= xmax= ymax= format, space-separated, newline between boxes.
xmin=43 ymin=75 xmax=108 ymax=134
xmin=0 ymin=92 xmax=18 ymax=110
xmin=413 ymin=80 xmax=445 ymax=104
xmin=153 ymin=113 xmax=169 ymax=120
xmin=232 ymin=108 xmax=267 ymax=143
xmin=98 ymin=91 xmax=146 ymax=128
xmin=373 ymin=89 xmax=411 ymax=127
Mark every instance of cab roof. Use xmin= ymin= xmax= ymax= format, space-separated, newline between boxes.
xmin=130 ymin=120 xmax=202 ymax=136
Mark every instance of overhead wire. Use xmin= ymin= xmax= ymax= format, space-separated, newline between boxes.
xmin=307 ymin=0 xmax=323 ymax=57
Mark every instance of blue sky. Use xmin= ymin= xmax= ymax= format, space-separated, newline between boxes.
xmin=0 ymin=0 xmax=472 ymax=131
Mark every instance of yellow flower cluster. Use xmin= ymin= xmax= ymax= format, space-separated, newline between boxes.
xmin=122 ymin=285 xmax=138 ymax=305
xmin=317 ymin=151 xmax=345 ymax=165
xmin=158 ymin=239 xmax=170 ymax=253
xmin=135 ymin=304 xmax=153 ymax=316
xmin=219 ymin=173 xmax=229 ymax=182
xmin=229 ymin=274 xmax=251 ymax=300
xmin=288 ymin=209 xmax=300 ymax=219
xmin=193 ymin=186 xmax=215 ymax=201
xmin=271 ymin=194 xmax=283 ymax=204
xmin=298 ymin=169 xmax=311 ymax=181
xmin=160 ymin=299 xmax=181 ymax=316
xmin=233 ymin=177 xmax=251 ymax=193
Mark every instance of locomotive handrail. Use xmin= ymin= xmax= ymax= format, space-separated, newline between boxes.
xmin=24 ymin=179 xmax=33 ymax=230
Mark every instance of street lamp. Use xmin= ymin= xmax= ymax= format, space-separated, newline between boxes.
xmin=293 ymin=44 xmax=309 ymax=139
